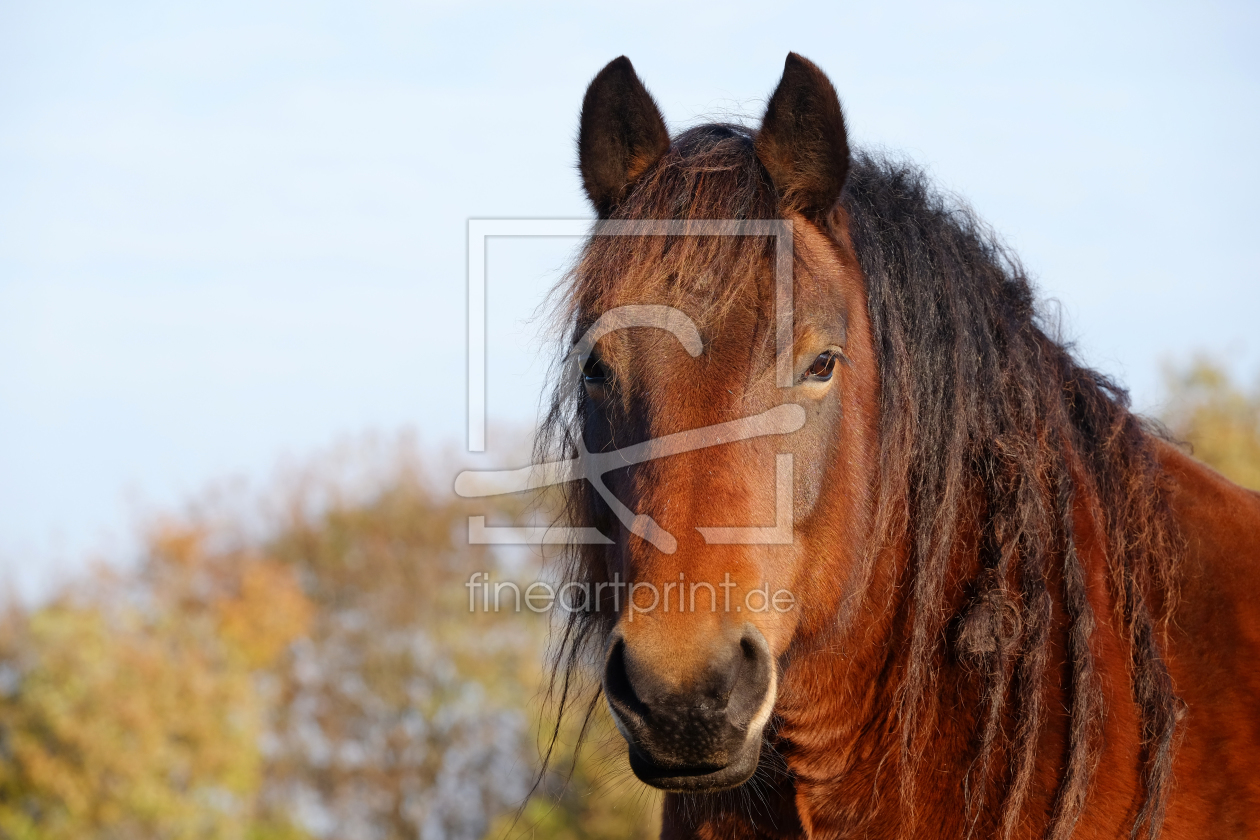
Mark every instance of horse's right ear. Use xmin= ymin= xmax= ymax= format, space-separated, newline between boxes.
xmin=578 ymin=57 xmax=670 ymax=218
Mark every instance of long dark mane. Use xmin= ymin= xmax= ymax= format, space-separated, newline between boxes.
xmin=536 ymin=125 xmax=1183 ymax=839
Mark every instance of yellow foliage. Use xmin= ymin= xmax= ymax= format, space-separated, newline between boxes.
xmin=144 ymin=523 xmax=315 ymax=670
xmin=0 ymin=519 xmax=319 ymax=839
xmin=217 ymin=562 xmax=314 ymax=670
xmin=0 ymin=444 xmax=658 ymax=840
xmin=1162 ymin=357 xmax=1260 ymax=491
xmin=0 ymin=603 xmax=263 ymax=840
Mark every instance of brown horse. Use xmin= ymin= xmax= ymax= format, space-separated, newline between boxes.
xmin=536 ymin=54 xmax=1260 ymax=839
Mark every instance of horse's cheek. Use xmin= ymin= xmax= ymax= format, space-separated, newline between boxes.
xmin=790 ymin=394 xmax=843 ymax=520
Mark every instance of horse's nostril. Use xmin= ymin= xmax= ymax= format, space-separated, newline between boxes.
xmin=726 ymin=626 xmax=773 ymax=728
xmin=603 ymin=636 xmax=649 ymax=727
xmin=740 ymin=634 xmax=758 ymax=662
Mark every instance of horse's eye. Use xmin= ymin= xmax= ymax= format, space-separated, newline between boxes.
xmin=805 ymin=351 xmax=838 ymax=382
xmin=582 ymin=356 xmax=609 ymax=386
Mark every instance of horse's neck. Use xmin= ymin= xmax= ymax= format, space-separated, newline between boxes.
xmin=770 ymin=538 xmax=984 ymax=838
xmin=771 ymin=507 xmax=1115 ymax=837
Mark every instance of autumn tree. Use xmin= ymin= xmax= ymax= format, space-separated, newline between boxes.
xmin=0 ymin=439 xmax=659 ymax=840
xmin=1162 ymin=356 xmax=1260 ymax=490
xmin=0 ymin=525 xmax=311 ymax=840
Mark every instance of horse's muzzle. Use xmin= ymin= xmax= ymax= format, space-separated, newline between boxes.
xmin=602 ymin=622 xmax=775 ymax=792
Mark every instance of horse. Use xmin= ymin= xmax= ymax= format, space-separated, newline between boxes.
xmin=534 ymin=54 xmax=1260 ymax=839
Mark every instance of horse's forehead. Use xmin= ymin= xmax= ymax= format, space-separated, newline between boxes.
xmin=576 ymin=217 xmax=855 ymax=390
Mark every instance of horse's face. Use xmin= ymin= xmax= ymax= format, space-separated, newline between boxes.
xmin=571 ymin=56 xmax=879 ymax=792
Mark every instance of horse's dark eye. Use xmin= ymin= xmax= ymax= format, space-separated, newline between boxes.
xmin=582 ymin=356 xmax=609 ymax=385
xmin=805 ymin=351 xmax=838 ymax=381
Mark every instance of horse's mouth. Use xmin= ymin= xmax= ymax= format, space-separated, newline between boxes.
xmin=626 ymin=739 xmax=762 ymax=792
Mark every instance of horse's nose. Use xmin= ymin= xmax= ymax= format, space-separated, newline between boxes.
xmin=603 ymin=623 xmax=774 ymax=790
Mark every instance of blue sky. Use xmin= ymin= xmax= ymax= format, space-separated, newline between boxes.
xmin=1 ymin=0 xmax=1258 ymax=597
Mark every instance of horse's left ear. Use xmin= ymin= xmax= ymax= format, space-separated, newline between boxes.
xmin=755 ymin=53 xmax=850 ymax=220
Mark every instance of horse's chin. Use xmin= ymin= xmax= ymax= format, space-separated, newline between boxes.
xmin=627 ymin=737 xmax=763 ymax=793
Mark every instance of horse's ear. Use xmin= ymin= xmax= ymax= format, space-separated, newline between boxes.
xmin=578 ymin=56 xmax=670 ymax=217
xmin=755 ymin=53 xmax=850 ymax=220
